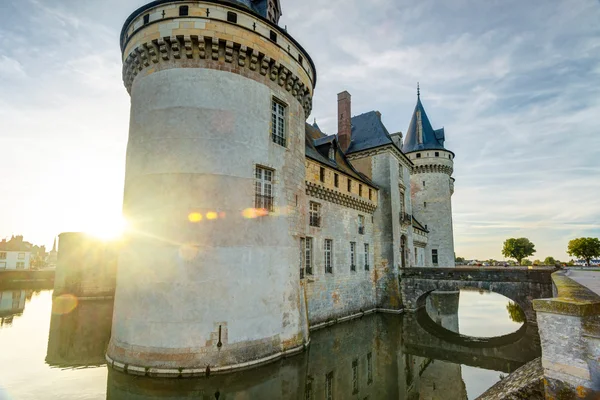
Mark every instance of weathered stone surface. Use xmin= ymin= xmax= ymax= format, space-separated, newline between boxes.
xmin=476 ymin=357 xmax=544 ymax=400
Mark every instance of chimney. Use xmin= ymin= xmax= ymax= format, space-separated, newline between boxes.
xmin=337 ymin=91 xmax=352 ymax=153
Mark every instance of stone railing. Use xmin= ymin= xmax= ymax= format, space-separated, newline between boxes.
xmin=533 ymin=270 xmax=600 ymax=398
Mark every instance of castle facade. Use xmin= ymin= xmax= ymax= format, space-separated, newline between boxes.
xmin=108 ymin=0 xmax=455 ymax=376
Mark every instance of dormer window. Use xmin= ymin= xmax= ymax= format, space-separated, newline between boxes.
xmin=328 ymin=147 xmax=335 ymax=161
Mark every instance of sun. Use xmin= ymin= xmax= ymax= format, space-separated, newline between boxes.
xmin=84 ymin=215 xmax=129 ymax=241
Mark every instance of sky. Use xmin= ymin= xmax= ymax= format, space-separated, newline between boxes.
xmin=0 ymin=0 xmax=599 ymax=261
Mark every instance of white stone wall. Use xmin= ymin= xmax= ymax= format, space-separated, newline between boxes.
xmin=304 ymin=198 xmax=376 ymax=324
xmin=409 ymin=150 xmax=455 ymax=268
xmin=110 ymin=67 xmax=309 ymax=370
xmin=0 ymin=251 xmax=31 ymax=270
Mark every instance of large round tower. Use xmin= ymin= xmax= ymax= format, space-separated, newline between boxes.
xmin=107 ymin=0 xmax=316 ymax=375
xmin=402 ymin=88 xmax=455 ymax=268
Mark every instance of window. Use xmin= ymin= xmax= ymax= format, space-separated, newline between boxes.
xmin=424 ymin=202 xmax=427 ymax=208
xmin=16 ymin=262 xmax=25 ymax=270
xmin=347 ymin=179 xmax=352 ymax=192
xmin=359 ymin=184 xmax=363 ymax=197
xmin=399 ymin=163 xmax=404 ymax=178
xmin=416 ymin=153 xmax=421 ymax=159
xmin=0 ymin=262 xmax=6 ymax=270
xmin=305 ymin=238 xmax=313 ymax=275
xmin=350 ymin=242 xmax=356 ymax=271
xmin=334 ymin=174 xmax=339 ymax=188
xmin=367 ymin=353 xmax=373 ymax=384
xmin=227 ymin=11 xmax=237 ymax=23
xmin=309 ymin=202 xmax=321 ymax=227
xmin=414 ymin=247 xmax=418 ymax=264
xmin=324 ymin=239 xmax=333 ymax=274
xmin=352 ymin=359 xmax=359 ymax=394
xmin=435 ymin=152 xmax=439 ymax=157
xmin=358 ymin=215 xmax=365 ymax=235
xmin=300 ymin=238 xmax=306 ymax=279
xmin=328 ymin=147 xmax=335 ymax=161
xmin=270 ymin=30 xmax=278 ymax=42
xmin=18 ymin=253 xmax=25 ymax=260
xmin=369 ymin=189 xmax=372 ymax=200
xmin=0 ymin=252 xmax=6 ymax=260
xmin=298 ymin=54 xmax=303 ymax=66
xmin=179 ymin=6 xmax=189 ymax=16
xmin=305 ymin=379 xmax=313 ymax=400
xmin=271 ymin=99 xmax=286 ymax=147
xmin=364 ymin=244 xmax=370 ymax=270
xmin=432 ymin=249 xmax=438 ymax=265
xmin=449 ymin=154 xmax=452 ymax=159
xmin=255 ymin=166 xmax=274 ymax=212
xmin=423 ymin=181 xmax=426 ymax=187
xmin=325 ymin=371 xmax=334 ymax=400
xmin=319 ymin=167 xmax=325 ymax=183
xmin=143 ymin=14 xmax=150 ymax=24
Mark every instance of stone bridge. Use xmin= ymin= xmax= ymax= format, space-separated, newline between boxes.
xmin=399 ymin=267 xmax=556 ymax=323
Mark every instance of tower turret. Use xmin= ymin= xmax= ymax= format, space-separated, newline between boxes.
xmin=403 ymin=87 xmax=455 ymax=267
xmin=109 ymin=0 xmax=316 ymax=376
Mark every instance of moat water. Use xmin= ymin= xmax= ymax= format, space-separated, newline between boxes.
xmin=0 ymin=288 xmax=537 ymax=400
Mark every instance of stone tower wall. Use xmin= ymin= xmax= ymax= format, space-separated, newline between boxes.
xmin=408 ymin=150 xmax=455 ymax=268
xmin=108 ymin=0 xmax=316 ymax=375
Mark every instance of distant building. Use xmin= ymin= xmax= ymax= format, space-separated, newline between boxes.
xmin=0 ymin=236 xmax=32 ymax=271
xmin=47 ymin=237 xmax=58 ymax=267
xmin=0 ymin=290 xmax=27 ymax=326
xmin=575 ymin=259 xmax=600 ymax=266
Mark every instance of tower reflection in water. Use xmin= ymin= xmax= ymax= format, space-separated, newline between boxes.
xmin=44 ymin=292 xmax=538 ymax=399
xmin=0 ymin=290 xmax=32 ymax=327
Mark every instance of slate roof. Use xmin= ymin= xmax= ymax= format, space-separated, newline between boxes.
xmin=345 ymin=112 xmax=413 ymax=166
xmin=412 ymin=216 xmax=429 ymax=233
xmin=305 ymin=124 xmax=377 ymax=188
xmin=402 ymin=96 xmax=448 ymax=154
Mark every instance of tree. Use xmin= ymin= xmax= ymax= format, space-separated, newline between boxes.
xmin=502 ymin=238 xmax=536 ymax=265
xmin=506 ymin=302 xmax=526 ymax=323
xmin=567 ymin=238 xmax=600 ymax=266
xmin=533 ymin=260 xmax=541 ymax=266
xmin=521 ymin=259 xmax=533 ymax=266
xmin=544 ymin=257 xmax=557 ymax=266
xmin=456 ymin=257 xmax=465 ymax=264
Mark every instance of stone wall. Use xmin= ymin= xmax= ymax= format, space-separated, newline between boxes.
xmin=533 ymin=270 xmax=600 ymax=399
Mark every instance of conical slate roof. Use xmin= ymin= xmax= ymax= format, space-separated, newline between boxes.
xmin=402 ymin=95 xmax=446 ymax=154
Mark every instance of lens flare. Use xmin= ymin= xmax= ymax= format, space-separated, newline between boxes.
xmin=206 ymin=212 xmax=218 ymax=220
xmin=242 ymin=208 xmax=269 ymax=219
xmin=179 ymin=243 xmax=200 ymax=261
xmin=52 ymin=294 xmax=78 ymax=315
xmin=188 ymin=213 xmax=203 ymax=223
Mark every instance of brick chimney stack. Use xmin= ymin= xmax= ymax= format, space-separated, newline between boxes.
xmin=337 ymin=91 xmax=352 ymax=153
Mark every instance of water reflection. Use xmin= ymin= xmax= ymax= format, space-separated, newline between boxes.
xmin=0 ymin=290 xmax=33 ymax=327
xmin=0 ymin=289 xmax=541 ymax=400
xmin=46 ymin=298 xmax=113 ymax=368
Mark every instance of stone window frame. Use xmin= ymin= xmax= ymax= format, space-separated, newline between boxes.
xmin=227 ymin=11 xmax=238 ymax=23
xmin=271 ymin=97 xmax=287 ymax=148
xmin=324 ymin=239 xmax=333 ymax=274
xmin=255 ymin=166 xmax=274 ymax=212
xmin=319 ymin=167 xmax=325 ymax=183
xmin=432 ymin=249 xmax=439 ymax=265
xmin=179 ymin=5 xmax=189 ymax=16
xmin=325 ymin=371 xmax=334 ymax=400
xmin=309 ymin=201 xmax=321 ymax=228
xmin=347 ymin=178 xmax=352 ymax=193
xmin=350 ymin=242 xmax=356 ymax=272
xmin=364 ymin=243 xmax=370 ymax=271
xmin=358 ymin=215 xmax=365 ymax=235
xmin=305 ymin=237 xmax=313 ymax=276
xmin=334 ymin=173 xmax=339 ymax=188
xmin=368 ymin=188 xmax=372 ymax=201
xmin=352 ymin=359 xmax=359 ymax=394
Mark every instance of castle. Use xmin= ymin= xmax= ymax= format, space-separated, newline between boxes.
xmin=107 ymin=0 xmax=455 ymax=376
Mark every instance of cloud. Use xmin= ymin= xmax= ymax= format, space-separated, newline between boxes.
xmin=0 ymin=55 xmax=26 ymax=78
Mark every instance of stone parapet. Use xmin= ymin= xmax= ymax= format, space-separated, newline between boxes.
xmin=533 ymin=270 xmax=600 ymax=399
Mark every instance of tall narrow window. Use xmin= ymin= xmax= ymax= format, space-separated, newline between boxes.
xmin=432 ymin=249 xmax=439 ymax=265
xmin=423 ymin=181 xmax=426 ymax=187
xmin=359 ymin=184 xmax=363 ymax=197
xmin=305 ymin=379 xmax=313 ymax=400
xmin=305 ymin=238 xmax=313 ymax=275
xmin=179 ymin=6 xmax=189 ymax=16
xmin=424 ymin=202 xmax=427 ymax=208
xmin=300 ymin=238 xmax=306 ymax=279
xmin=399 ymin=163 xmax=404 ymax=179
xmin=309 ymin=202 xmax=321 ymax=227
xmin=414 ymin=247 xmax=418 ymax=265
xmin=358 ymin=215 xmax=365 ymax=235
xmin=143 ymin=14 xmax=150 ymax=25
xmin=334 ymin=174 xmax=339 ymax=188
xmin=367 ymin=353 xmax=373 ymax=384
xmin=324 ymin=239 xmax=333 ymax=274
xmin=352 ymin=359 xmax=359 ymax=394
xmin=347 ymin=179 xmax=352 ymax=193
xmin=369 ymin=188 xmax=372 ymax=200
xmin=328 ymin=147 xmax=335 ymax=160
xmin=298 ymin=54 xmax=303 ymax=66
xmin=364 ymin=244 xmax=370 ymax=270
xmin=227 ymin=11 xmax=238 ymax=23
xmin=271 ymin=99 xmax=286 ymax=147
xmin=319 ymin=167 xmax=325 ymax=183
xmin=270 ymin=30 xmax=278 ymax=42
xmin=325 ymin=371 xmax=334 ymax=400
xmin=350 ymin=242 xmax=356 ymax=271
xmin=255 ymin=166 xmax=274 ymax=212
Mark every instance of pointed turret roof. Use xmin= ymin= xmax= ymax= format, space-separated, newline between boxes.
xmin=402 ymin=88 xmax=447 ymax=154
